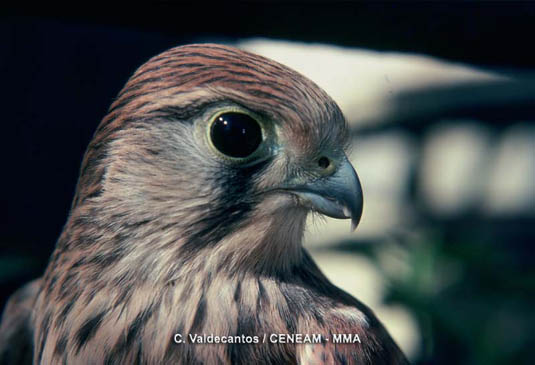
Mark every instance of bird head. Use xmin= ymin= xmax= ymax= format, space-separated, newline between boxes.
xmin=68 ymin=44 xmax=362 ymax=278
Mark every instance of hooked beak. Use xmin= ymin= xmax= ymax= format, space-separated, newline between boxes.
xmin=285 ymin=157 xmax=363 ymax=231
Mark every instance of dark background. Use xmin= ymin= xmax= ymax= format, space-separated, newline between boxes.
xmin=1 ymin=2 xmax=534 ymax=364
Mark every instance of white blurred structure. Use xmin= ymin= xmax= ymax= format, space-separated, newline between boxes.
xmin=485 ymin=124 xmax=535 ymax=215
xmin=420 ymin=122 xmax=492 ymax=215
xmin=238 ymin=39 xmax=507 ymax=128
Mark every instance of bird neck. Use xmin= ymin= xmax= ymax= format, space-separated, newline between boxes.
xmin=199 ymin=205 xmax=308 ymax=278
xmin=55 ymin=197 xmax=309 ymax=286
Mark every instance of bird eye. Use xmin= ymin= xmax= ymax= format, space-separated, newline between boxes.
xmin=210 ymin=112 xmax=262 ymax=158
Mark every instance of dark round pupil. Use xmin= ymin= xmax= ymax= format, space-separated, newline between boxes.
xmin=210 ymin=112 xmax=262 ymax=158
xmin=318 ymin=156 xmax=330 ymax=169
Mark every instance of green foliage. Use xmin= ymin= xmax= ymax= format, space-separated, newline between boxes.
xmin=354 ymin=231 xmax=534 ymax=365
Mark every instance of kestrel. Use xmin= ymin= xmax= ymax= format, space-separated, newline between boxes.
xmin=0 ymin=44 xmax=407 ymax=364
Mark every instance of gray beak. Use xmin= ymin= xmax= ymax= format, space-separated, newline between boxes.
xmin=288 ymin=157 xmax=363 ymax=231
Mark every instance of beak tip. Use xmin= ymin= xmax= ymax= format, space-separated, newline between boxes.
xmin=344 ymin=205 xmax=361 ymax=232
xmin=350 ymin=207 xmax=362 ymax=232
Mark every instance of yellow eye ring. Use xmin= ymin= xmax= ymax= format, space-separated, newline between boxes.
xmin=200 ymin=106 xmax=273 ymax=164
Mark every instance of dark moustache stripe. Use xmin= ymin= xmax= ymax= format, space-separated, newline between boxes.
xmin=178 ymin=156 xmax=271 ymax=259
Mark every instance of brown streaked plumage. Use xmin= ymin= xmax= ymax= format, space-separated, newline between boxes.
xmin=0 ymin=44 xmax=408 ymax=364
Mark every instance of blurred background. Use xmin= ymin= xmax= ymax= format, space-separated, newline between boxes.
xmin=1 ymin=3 xmax=534 ymax=364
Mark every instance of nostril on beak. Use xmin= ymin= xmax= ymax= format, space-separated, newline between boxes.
xmin=318 ymin=156 xmax=330 ymax=169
